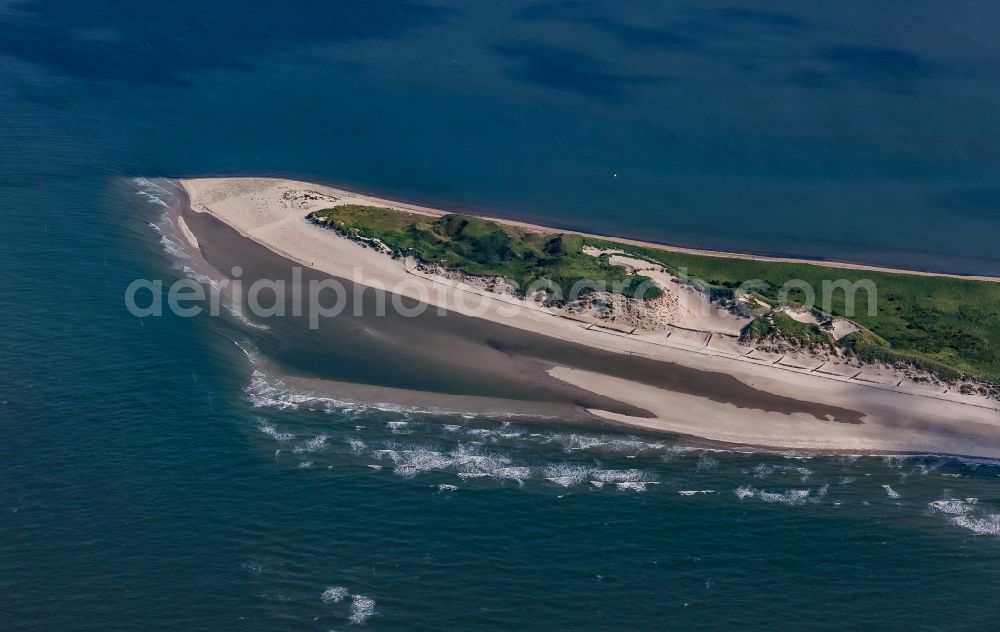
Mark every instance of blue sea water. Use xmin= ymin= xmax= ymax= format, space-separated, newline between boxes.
xmin=3 ymin=1 xmax=1000 ymax=629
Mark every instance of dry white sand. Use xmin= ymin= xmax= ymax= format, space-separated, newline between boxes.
xmin=583 ymin=247 xmax=749 ymax=335
xmin=779 ymin=307 xmax=859 ymax=341
xmin=180 ymin=177 xmax=1000 ymax=457
xmin=781 ymin=307 xmax=822 ymax=325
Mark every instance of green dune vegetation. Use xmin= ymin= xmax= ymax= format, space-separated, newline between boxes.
xmin=308 ymin=206 xmax=1000 ymax=386
xmin=307 ymin=206 xmax=661 ymax=299
xmin=591 ymin=239 xmax=1000 ymax=385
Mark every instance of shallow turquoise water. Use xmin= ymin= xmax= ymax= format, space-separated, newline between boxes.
xmin=3 ymin=2 xmax=1000 ymax=629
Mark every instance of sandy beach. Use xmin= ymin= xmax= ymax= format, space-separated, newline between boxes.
xmin=178 ymin=176 xmax=1000 ymax=458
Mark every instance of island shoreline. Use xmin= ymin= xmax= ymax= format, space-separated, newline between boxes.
xmin=166 ymin=176 xmax=1000 ymax=459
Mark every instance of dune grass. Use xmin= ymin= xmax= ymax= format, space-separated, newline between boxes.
xmin=587 ymin=238 xmax=1000 ymax=383
xmin=307 ymin=206 xmax=661 ymax=300
xmin=307 ymin=205 xmax=999 ymax=383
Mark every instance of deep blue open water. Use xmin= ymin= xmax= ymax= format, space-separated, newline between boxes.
xmin=3 ymin=2 xmax=1000 ymax=629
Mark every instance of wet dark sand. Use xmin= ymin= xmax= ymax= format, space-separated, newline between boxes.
xmin=183 ymin=207 xmax=864 ymax=425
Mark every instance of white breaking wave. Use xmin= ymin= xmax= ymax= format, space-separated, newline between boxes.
xmin=318 ymin=586 xmax=376 ymax=624
xmin=148 ymin=221 xmax=190 ymax=260
xmin=552 ymin=433 xmax=666 ymax=455
xmin=592 ymin=469 xmax=653 ymax=484
xmin=616 ymin=481 xmax=658 ymax=492
xmin=133 ymin=176 xmax=171 ymax=195
xmin=380 ymin=446 xmax=453 ymax=478
xmin=751 ymin=463 xmax=813 ymax=482
xmin=882 ymin=484 xmax=900 ymax=499
xmin=929 ymin=498 xmax=977 ymax=516
xmin=592 ymin=469 xmax=658 ymax=492
xmin=374 ymin=444 xmax=536 ymax=483
xmin=349 ymin=595 xmax=375 ymax=624
xmin=496 ymin=467 xmax=533 ymax=483
xmin=928 ymin=497 xmax=1000 ymax=536
xmin=543 ymin=463 xmax=594 ymax=487
xmin=244 ymin=370 xmax=482 ymax=418
xmin=133 ymin=177 xmax=171 ymax=207
xmin=735 ymin=485 xmax=813 ymax=505
xmin=294 ymin=435 xmax=328 ymax=454
xmin=321 ymin=586 xmax=348 ymax=604
xmin=344 ymin=440 xmax=665 ymax=489
xmin=952 ymin=514 xmax=1000 ymax=536
xmin=145 ymin=201 xmax=272 ymax=331
xmin=257 ymin=419 xmax=294 ymax=442
xmin=138 ymin=191 xmax=169 ymax=207
xmin=174 ymin=263 xmax=270 ymax=330
xmin=148 ymin=211 xmax=271 ymax=331
xmin=237 ymin=366 xmax=1000 ymax=523
xmin=465 ymin=426 xmax=525 ymax=440
xmin=246 ymin=370 xmax=378 ymax=413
